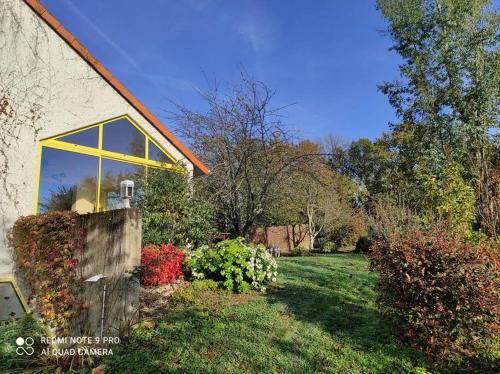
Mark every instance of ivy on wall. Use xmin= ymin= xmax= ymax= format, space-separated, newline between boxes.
xmin=8 ymin=211 xmax=86 ymax=332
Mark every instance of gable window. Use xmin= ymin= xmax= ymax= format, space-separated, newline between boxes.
xmin=57 ymin=126 xmax=99 ymax=148
xmin=100 ymin=159 xmax=145 ymax=210
xmin=38 ymin=148 xmax=98 ymax=213
xmin=35 ymin=115 xmax=177 ymax=213
xmin=148 ymin=139 xmax=173 ymax=163
xmin=103 ymin=118 xmax=146 ymax=157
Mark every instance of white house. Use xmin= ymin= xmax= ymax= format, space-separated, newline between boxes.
xmin=0 ymin=0 xmax=208 ymax=301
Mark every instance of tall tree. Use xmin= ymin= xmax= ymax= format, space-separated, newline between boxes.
xmin=377 ymin=0 xmax=499 ymax=236
xmin=172 ymin=74 xmax=305 ymax=236
xmin=269 ymin=141 xmax=357 ymax=249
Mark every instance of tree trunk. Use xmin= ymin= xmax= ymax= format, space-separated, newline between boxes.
xmin=309 ymin=234 xmax=315 ymax=251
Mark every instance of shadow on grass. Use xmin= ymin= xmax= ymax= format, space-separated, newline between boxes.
xmin=268 ymin=255 xmax=421 ymax=360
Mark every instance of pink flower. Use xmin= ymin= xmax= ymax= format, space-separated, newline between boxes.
xmin=67 ymin=258 xmax=78 ymax=268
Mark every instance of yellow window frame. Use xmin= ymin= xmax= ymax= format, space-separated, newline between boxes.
xmin=34 ymin=114 xmax=182 ymax=213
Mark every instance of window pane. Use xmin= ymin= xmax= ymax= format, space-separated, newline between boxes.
xmin=102 ymin=118 xmax=145 ymax=157
xmin=100 ymin=159 xmax=145 ymax=211
xmin=148 ymin=140 xmax=173 ymax=163
xmin=38 ymin=148 xmax=98 ymax=213
xmin=57 ymin=127 xmax=99 ymax=148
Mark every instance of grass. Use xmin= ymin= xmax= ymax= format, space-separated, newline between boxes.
xmin=103 ymin=254 xmax=430 ymax=373
xmin=0 ymin=314 xmax=49 ymax=372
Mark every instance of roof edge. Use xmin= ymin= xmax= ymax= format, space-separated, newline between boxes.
xmin=23 ymin=0 xmax=209 ymax=175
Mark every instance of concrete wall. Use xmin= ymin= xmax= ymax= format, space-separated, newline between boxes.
xmin=73 ymin=209 xmax=141 ymax=338
xmin=0 ymin=0 xmax=193 ymax=279
xmin=251 ymin=225 xmax=310 ymax=254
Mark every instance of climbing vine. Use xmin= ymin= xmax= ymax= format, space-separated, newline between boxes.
xmin=9 ymin=212 xmax=86 ymax=332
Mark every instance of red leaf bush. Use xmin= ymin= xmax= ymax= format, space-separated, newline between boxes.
xmin=370 ymin=227 xmax=499 ymax=361
xmin=9 ymin=212 xmax=86 ymax=331
xmin=141 ymin=244 xmax=185 ymax=287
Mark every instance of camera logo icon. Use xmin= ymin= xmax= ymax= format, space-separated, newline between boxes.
xmin=16 ymin=337 xmax=34 ymax=355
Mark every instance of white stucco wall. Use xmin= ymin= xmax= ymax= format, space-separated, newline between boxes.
xmin=0 ymin=0 xmax=194 ymax=278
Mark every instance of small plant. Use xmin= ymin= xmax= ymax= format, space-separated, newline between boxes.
xmin=169 ymin=279 xmax=221 ymax=304
xmin=370 ymin=226 xmax=499 ymax=362
xmin=141 ymin=244 xmax=185 ymax=287
xmin=323 ymin=241 xmax=335 ymax=253
xmin=292 ymin=245 xmax=309 ymax=256
xmin=185 ymin=238 xmax=277 ymax=293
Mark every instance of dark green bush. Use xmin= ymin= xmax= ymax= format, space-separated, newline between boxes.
xmin=137 ymin=166 xmax=214 ymax=247
xmin=355 ymin=235 xmax=371 ymax=253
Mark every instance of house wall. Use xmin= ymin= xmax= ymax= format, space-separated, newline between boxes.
xmin=0 ymin=0 xmax=193 ymax=278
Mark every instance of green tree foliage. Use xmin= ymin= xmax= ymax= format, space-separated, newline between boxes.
xmin=415 ymin=160 xmax=476 ymax=234
xmin=377 ymin=0 xmax=499 ymax=236
xmin=137 ymin=166 xmax=214 ymax=247
xmin=267 ymin=140 xmax=363 ymax=250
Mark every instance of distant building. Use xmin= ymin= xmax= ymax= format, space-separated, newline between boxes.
xmin=251 ymin=224 xmax=310 ymax=254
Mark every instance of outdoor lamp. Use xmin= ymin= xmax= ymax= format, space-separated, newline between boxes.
xmin=120 ymin=180 xmax=134 ymax=208
xmin=84 ymin=274 xmax=108 ymax=340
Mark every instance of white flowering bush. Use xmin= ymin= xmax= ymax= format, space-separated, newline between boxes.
xmin=248 ymin=245 xmax=278 ymax=292
xmin=184 ymin=237 xmax=278 ymax=293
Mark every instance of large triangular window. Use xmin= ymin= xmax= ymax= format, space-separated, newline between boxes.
xmin=38 ymin=115 xmax=179 ymax=214
xmin=103 ymin=118 xmax=145 ymax=157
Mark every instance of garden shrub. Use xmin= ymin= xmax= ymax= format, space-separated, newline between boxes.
xmin=355 ymin=235 xmax=371 ymax=253
xmin=185 ymin=238 xmax=277 ymax=293
xmin=366 ymin=195 xmax=422 ymax=242
xmin=141 ymin=244 xmax=185 ymax=287
xmin=370 ymin=226 xmax=499 ymax=362
xmin=292 ymin=245 xmax=309 ymax=256
xmin=323 ymin=241 xmax=335 ymax=253
xmin=8 ymin=212 xmax=86 ymax=331
xmin=137 ymin=167 xmax=214 ymax=247
xmin=329 ymin=212 xmax=367 ymax=249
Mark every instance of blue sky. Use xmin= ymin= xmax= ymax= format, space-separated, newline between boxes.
xmin=41 ymin=0 xmax=402 ymax=142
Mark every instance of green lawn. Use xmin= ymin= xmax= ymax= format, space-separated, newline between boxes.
xmin=104 ymin=254 xmax=429 ymax=373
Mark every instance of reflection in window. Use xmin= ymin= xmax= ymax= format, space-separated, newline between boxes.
xmin=57 ymin=126 xmax=99 ymax=148
xmin=38 ymin=148 xmax=98 ymax=213
xmin=148 ymin=140 xmax=173 ymax=163
xmin=0 ymin=282 xmax=26 ymax=320
xmin=102 ymin=118 xmax=145 ymax=157
xmin=100 ymin=159 xmax=144 ymax=211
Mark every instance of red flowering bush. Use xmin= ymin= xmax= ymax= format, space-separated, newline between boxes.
xmin=141 ymin=244 xmax=185 ymax=287
xmin=370 ymin=227 xmax=499 ymax=361
xmin=8 ymin=212 xmax=86 ymax=331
